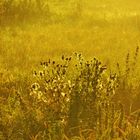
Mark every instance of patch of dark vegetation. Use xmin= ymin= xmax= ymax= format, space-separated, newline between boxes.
xmin=0 ymin=48 xmax=140 ymax=139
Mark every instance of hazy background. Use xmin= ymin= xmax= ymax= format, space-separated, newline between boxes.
xmin=1 ymin=0 xmax=140 ymax=73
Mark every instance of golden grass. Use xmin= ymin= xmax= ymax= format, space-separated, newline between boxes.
xmin=0 ymin=0 xmax=140 ymax=139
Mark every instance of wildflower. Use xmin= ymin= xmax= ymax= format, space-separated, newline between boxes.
xmin=33 ymin=71 xmax=37 ymax=76
xmin=31 ymin=83 xmax=40 ymax=91
xmin=29 ymin=91 xmax=34 ymax=96
xmin=66 ymin=98 xmax=70 ymax=102
xmin=37 ymin=91 xmax=43 ymax=100
xmin=40 ymin=62 xmax=43 ymax=65
xmin=42 ymin=97 xmax=47 ymax=103
xmin=68 ymin=80 xmax=71 ymax=85
xmin=61 ymin=92 xmax=65 ymax=97
xmin=62 ymin=55 xmax=64 ymax=60
xmin=100 ymin=65 xmax=107 ymax=73
xmin=52 ymin=61 xmax=55 ymax=64
xmin=39 ymin=71 xmax=44 ymax=77
xmin=54 ymin=88 xmax=57 ymax=92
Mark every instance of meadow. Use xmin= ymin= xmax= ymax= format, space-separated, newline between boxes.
xmin=0 ymin=0 xmax=140 ymax=139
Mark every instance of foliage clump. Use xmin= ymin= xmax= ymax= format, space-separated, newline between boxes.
xmin=0 ymin=53 xmax=140 ymax=140
xmin=0 ymin=52 xmax=140 ymax=140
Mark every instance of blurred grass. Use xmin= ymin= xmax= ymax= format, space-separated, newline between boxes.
xmin=1 ymin=20 xmax=140 ymax=73
xmin=0 ymin=1 xmax=140 ymax=69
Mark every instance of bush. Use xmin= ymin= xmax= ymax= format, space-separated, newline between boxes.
xmin=0 ymin=52 xmax=140 ymax=140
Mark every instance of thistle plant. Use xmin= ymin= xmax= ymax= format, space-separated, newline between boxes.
xmin=1 ymin=52 xmax=140 ymax=140
xmin=29 ymin=53 xmax=121 ymax=139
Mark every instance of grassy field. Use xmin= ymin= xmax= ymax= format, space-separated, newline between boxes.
xmin=0 ymin=0 xmax=140 ymax=139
